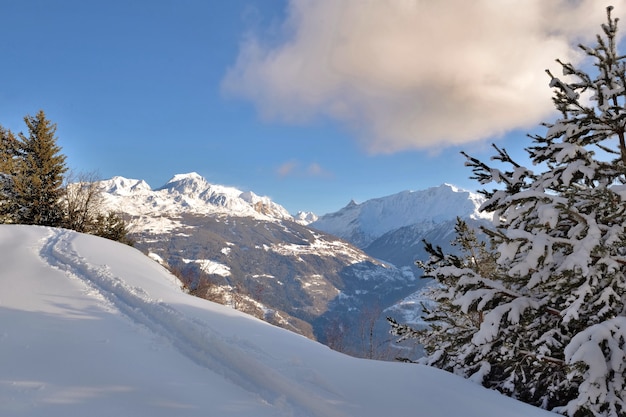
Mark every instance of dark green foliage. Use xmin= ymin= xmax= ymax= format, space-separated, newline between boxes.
xmin=13 ymin=110 xmax=67 ymax=226
xmin=92 ymin=211 xmax=134 ymax=245
xmin=0 ymin=126 xmax=20 ymax=222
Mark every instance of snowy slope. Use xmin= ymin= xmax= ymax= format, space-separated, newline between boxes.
xmin=311 ymin=184 xmax=489 ymax=248
xmin=0 ymin=225 xmax=557 ymax=417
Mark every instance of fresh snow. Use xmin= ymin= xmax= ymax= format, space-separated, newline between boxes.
xmin=0 ymin=225 xmax=557 ymax=417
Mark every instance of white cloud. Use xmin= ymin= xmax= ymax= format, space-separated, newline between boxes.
xmin=223 ymin=0 xmax=626 ymax=152
xmin=276 ymin=160 xmax=333 ymax=178
xmin=306 ymin=162 xmax=332 ymax=178
xmin=277 ymin=160 xmax=298 ymax=177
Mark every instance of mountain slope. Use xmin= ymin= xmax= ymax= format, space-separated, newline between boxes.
xmin=311 ymin=184 xmax=488 ymax=249
xmin=310 ymin=184 xmax=492 ymax=343
xmin=0 ymin=225 xmax=557 ymax=417
xmin=96 ymin=174 xmax=416 ymax=357
xmin=364 ymin=217 xmax=490 ymax=271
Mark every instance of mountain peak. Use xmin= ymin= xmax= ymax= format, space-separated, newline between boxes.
xmin=442 ymin=182 xmax=460 ymax=192
xmin=100 ymin=176 xmax=152 ymax=196
xmin=312 ymin=183 xmax=489 ymax=248
xmin=166 ymin=172 xmax=204 ymax=183
xmin=159 ymin=172 xmax=210 ymax=193
xmin=294 ymin=211 xmax=318 ymax=225
xmin=98 ymin=173 xmax=294 ymax=228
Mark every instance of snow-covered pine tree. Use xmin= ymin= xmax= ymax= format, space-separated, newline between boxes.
xmin=392 ymin=7 xmax=626 ymax=416
xmin=389 ymin=219 xmax=497 ymax=367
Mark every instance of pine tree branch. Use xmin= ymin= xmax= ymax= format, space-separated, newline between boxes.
xmin=519 ymin=350 xmax=565 ymax=366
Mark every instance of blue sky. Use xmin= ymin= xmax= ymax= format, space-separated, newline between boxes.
xmin=0 ymin=1 xmax=621 ymax=215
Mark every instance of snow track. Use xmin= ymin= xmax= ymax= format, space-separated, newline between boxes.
xmin=38 ymin=228 xmax=346 ymax=417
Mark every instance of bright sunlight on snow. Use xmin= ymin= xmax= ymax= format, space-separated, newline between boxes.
xmin=0 ymin=225 xmax=557 ymax=416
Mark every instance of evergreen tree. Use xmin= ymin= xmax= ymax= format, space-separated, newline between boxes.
xmin=13 ymin=110 xmax=67 ymax=226
xmin=0 ymin=125 xmax=19 ymax=222
xmin=389 ymin=219 xmax=497 ymax=367
xmin=92 ymin=211 xmax=133 ymax=246
xmin=0 ymin=112 xmax=132 ymax=244
xmin=392 ymin=7 xmax=626 ymax=416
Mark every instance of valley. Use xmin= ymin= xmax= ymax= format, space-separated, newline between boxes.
xmin=99 ymin=173 xmax=489 ymax=359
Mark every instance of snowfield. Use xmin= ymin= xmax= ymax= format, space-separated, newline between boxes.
xmin=0 ymin=225 xmax=557 ymax=417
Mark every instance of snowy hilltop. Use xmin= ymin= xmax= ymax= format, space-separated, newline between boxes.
xmin=0 ymin=224 xmax=557 ymax=417
xmin=311 ymin=184 xmax=489 ymax=248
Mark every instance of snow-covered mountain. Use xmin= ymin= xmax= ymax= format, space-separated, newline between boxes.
xmin=99 ymin=172 xmax=292 ymax=233
xmin=294 ymin=210 xmax=318 ymax=225
xmin=97 ymin=173 xmax=417 ymax=358
xmin=311 ymin=184 xmax=489 ymax=248
xmin=95 ymin=175 xmax=491 ymax=358
xmin=310 ymin=185 xmax=493 ymax=335
xmin=0 ymin=225 xmax=556 ymax=417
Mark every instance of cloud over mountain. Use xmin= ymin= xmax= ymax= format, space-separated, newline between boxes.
xmin=223 ymin=0 xmax=624 ymax=152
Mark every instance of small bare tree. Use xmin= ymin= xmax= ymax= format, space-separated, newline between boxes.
xmin=62 ymin=171 xmax=104 ymax=233
xmin=324 ymin=317 xmax=346 ymax=353
xmin=358 ymin=302 xmax=383 ymax=359
xmin=61 ymin=171 xmax=132 ymax=244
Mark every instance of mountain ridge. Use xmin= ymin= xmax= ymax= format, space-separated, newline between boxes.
xmin=98 ymin=172 xmax=294 ymax=232
xmin=311 ymin=183 xmax=489 ymax=248
xmin=96 ymin=173 xmax=418 ymax=357
xmin=95 ymin=173 xmax=489 ymax=358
